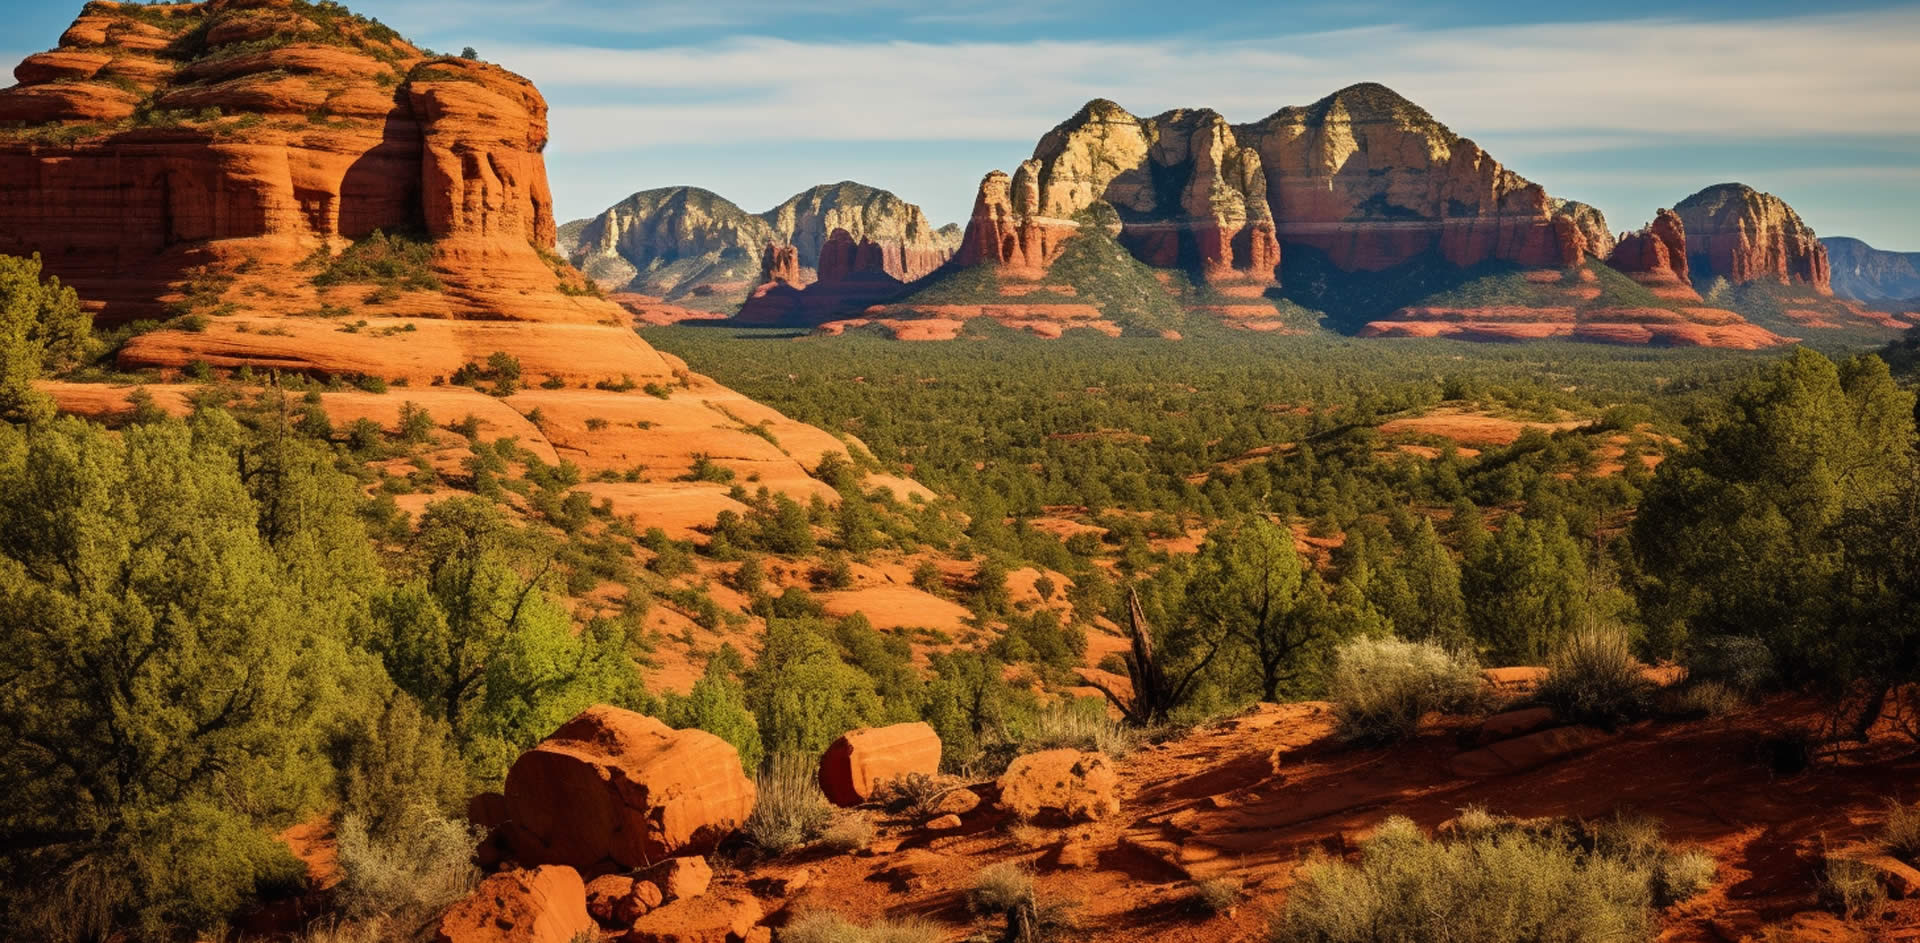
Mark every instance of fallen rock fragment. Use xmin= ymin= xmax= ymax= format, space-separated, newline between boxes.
xmin=435 ymin=865 xmax=593 ymax=943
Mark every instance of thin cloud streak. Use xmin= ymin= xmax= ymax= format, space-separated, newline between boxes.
xmin=501 ymin=8 xmax=1920 ymax=152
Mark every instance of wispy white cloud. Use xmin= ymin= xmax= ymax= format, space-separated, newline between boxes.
xmin=497 ymin=7 xmax=1920 ymax=153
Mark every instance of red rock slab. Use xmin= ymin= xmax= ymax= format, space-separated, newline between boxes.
xmin=819 ymin=722 xmax=944 ymax=807
xmin=434 ymin=865 xmax=594 ymax=943
xmin=620 ymin=889 xmax=763 ymax=943
xmin=1448 ymin=725 xmax=1613 ymax=778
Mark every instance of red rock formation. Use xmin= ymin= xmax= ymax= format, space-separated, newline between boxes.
xmin=1675 ymin=183 xmax=1831 ymax=293
xmin=761 ymin=243 xmax=801 ymax=286
xmin=435 ymin=865 xmax=594 ymax=943
xmin=0 ymin=0 xmax=596 ymax=324
xmin=502 ymin=706 xmax=755 ymax=873
xmin=736 ymin=228 xmax=908 ymax=326
xmin=956 ymin=85 xmax=1608 ymax=286
xmin=956 ymin=165 xmax=1073 ymax=274
xmin=957 ymin=103 xmax=1279 ymax=284
xmin=1608 ymin=209 xmax=1694 ymax=295
xmin=818 ymin=722 xmax=943 ymax=807
xmin=1237 ymin=84 xmax=1606 ymax=272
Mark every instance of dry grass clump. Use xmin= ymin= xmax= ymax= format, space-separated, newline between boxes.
xmin=1819 ymin=853 xmax=1886 ymax=918
xmin=817 ymin=813 xmax=876 ymax=854
xmin=1187 ymin=877 xmax=1243 ymax=916
xmin=1327 ymin=635 xmax=1481 ymax=743
xmin=967 ymin=862 xmax=1035 ymax=916
xmin=780 ymin=911 xmax=944 ymax=943
xmin=1272 ymin=813 xmax=1716 ymax=943
xmin=1880 ymin=800 xmax=1920 ymax=861
xmin=745 ymin=752 xmax=834 ymax=855
xmin=872 ymin=771 xmax=965 ymax=818
xmin=1018 ymin=699 xmax=1139 ymax=758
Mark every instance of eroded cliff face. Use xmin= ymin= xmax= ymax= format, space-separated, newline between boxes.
xmin=957 ymin=101 xmax=1280 ymax=284
xmin=0 ymin=0 xmax=592 ymax=323
xmin=958 ymin=84 xmax=1610 ymax=285
xmin=1608 ymin=209 xmax=1694 ymax=298
xmin=763 ymin=182 xmax=958 ymax=283
xmin=1675 ymin=183 xmax=1831 ymax=293
xmin=1237 ymin=84 xmax=1609 ymax=272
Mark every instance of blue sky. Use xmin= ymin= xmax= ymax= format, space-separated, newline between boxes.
xmin=5 ymin=0 xmax=1918 ymax=248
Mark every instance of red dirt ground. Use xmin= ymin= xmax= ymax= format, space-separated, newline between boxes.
xmin=729 ymin=697 xmax=1920 ymax=943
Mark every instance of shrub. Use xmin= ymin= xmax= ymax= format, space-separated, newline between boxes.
xmin=1187 ymin=877 xmax=1242 ymax=916
xmin=1666 ymin=680 xmax=1741 ymax=718
xmin=817 ymin=814 xmax=876 ymax=854
xmin=967 ymin=862 xmax=1035 ymax=916
xmin=1271 ymin=815 xmax=1687 ymax=943
xmin=1540 ymin=625 xmax=1652 ymax=730
xmin=1882 ymin=801 xmax=1920 ymax=861
xmin=1327 ymin=635 xmax=1481 ymax=743
xmin=1657 ymin=849 xmax=1718 ymax=903
xmin=309 ymin=230 xmax=443 ymax=292
xmin=1819 ymin=853 xmax=1886 ymax=918
xmin=1684 ymin=635 xmax=1776 ymax=696
xmin=1016 ymin=698 xmax=1137 ymax=758
xmin=333 ymin=805 xmax=480 ymax=921
xmin=745 ymin=752 xmax=834 ymax=856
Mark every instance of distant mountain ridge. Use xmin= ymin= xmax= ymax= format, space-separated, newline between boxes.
xmin=1824 ymin=236 xmax=1920 ymax=303
xmin=560 ymin=182 xmax=960 ymax=310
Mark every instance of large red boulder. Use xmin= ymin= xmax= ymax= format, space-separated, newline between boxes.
xmin=997 ymin=749 xmax=1120 ymax=822
xmin=818 ymin=722 xmax=943 ymax=807
xmin=503 ymin=706 xmax=755 ymax=872
xmin=435 ymin=865 xmax=593 ymax=943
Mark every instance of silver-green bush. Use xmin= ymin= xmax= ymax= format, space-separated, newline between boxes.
xmin=1328 ymin=636 xmax=1481 ymax=743
xmin=745 ymin=751 xmax=834 ymax=856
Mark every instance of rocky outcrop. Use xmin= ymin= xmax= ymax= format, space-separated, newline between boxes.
xmin=502 ymin=706 xmax=756 ymax=873
xmin=1822 ymin=237 xmax=1920 ymax=303
xmin=1675 ymin=183 xmax=1831 ymax=293
xmin=818 ymin=722 xmax=943 ymax=807
xmin=0 ymin=0 xmax=598 ymax=324
xmin=735 ymin=228 xmax=909 ymax=326
xmin=1608 ymin=209 xmax=1694 ymax=297
xmin=997 ymin=749 xmax=1120 ymax=822
xmin=762 ymin=181 xmax=958 ymax=282
xmin=1237 ymin=84 xmax=1608 ymax=271
xmin=957 ymin=101 xmax=1280 ymax=284
xmin=435 ymin=865 xmax=594 ymax=943
xmin=956 ymin=85 xmax=1607 ymax=287
xmin=565 ymin=182 xmax=960 ymax=307
xmin=563 ymin=187 xmax=775 ymax=309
